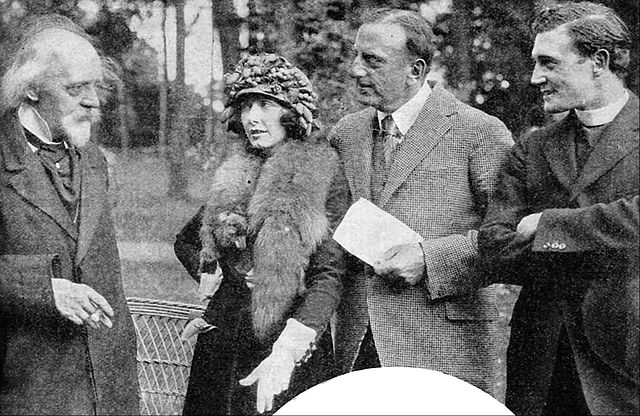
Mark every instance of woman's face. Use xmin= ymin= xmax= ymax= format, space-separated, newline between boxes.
xmin=240 ymin=96 xmax=287 ymax=150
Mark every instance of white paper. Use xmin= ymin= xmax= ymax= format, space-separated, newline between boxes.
xmin=332 ymin=198 xmax=423 ymax=266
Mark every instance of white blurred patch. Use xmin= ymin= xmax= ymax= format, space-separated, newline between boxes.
xmin=276 ymin=367 xmax=514 ymax=415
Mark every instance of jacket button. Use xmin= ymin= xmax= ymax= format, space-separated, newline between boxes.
xmin=542 ymin=243 xmax=550 ymax=250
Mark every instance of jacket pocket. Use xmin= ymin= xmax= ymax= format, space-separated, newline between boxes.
xmin=445 ymin=299 xmax=498 ymax=321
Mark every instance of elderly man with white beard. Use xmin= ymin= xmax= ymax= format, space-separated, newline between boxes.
xmin=0 ymin=14 xmax=139 ymax=415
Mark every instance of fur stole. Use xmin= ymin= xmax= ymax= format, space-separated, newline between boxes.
xmin=200 ymin=135 xmax=339 ymax=340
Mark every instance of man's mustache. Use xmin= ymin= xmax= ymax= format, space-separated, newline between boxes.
xmin=74 ymin=109 xmax=101 ymax=124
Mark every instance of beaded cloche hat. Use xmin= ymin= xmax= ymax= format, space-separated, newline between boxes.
xmin=221 ymin=53 xmax=320 ymax=136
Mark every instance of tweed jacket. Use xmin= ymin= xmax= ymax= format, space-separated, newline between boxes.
xmin=0 ymin=112 xmax=140 ymax=415
xmin=479 ymin=92 xmax=639 ymax=415
xmin=328 ymin=83 xmax=513 ymax=397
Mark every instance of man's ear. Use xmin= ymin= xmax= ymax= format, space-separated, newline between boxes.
xmin=410 ymin=58 xmax=428 ymax=80
xmin=25 ymin=86 xmax=39 ymax=102
xmin=592 ymin=49 xmax=610 ymax=76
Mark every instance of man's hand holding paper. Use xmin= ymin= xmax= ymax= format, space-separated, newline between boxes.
xmin=333 ymin=198 xmax=425 ymax=285
xmin=374 ymin=242 xmax=425 ymax=285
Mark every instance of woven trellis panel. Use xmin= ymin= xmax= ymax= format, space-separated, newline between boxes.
xmin=127 ymin=297 xmax=205 ymax=415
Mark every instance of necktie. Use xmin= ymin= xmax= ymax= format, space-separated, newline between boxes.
xmin=380 ymin=115 xmax=400 ymax=167
xmin=24 ymin=129 xmax=80 ymax=218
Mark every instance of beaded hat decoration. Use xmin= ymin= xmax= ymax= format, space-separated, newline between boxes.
xmin=221 ymin=53 xmax=319 ymax=136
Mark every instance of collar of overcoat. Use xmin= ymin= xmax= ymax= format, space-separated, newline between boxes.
xmin=1 ymin=111 xmax=106 ymax=263
xmin=542 ymin=91 xmax=639 ymax=201
xmin=344 ymin=83 xmax=455 ymax=208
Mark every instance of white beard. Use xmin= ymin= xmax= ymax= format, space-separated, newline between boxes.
xmin=61 ymin=117 xmax=94 ymax=148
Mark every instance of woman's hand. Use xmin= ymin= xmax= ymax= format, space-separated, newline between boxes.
xmin=238 ymin=319 xmax=318 ymax=413
xmin=238 ymin=347 xmax=296 ymax=413
xmin=198 ymin=263 xmax=224 ymax=301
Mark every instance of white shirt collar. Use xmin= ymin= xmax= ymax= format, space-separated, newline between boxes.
xmin=377 ymin=80 xmax=432 ymax=137
xmin=18 ymin=103 xmax=62 ymax=152
xmin=575 ymin=90 xmax=629 ymax=127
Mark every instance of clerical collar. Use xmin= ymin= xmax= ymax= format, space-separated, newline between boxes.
xmin=18 ymin=103 xmax=67 ymax=152
xmin=377 ymin=80 xmax=432 ymax=137
xmin=575 ymin=90 xmax=629 ymax=127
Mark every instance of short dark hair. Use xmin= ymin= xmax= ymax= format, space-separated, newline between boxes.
xmin=532 ymin=1 xmax=631 ymax=77
xmin=361 ymin=8 xmax=436 ymax=69
xmin=228 ymin=94 xmax=307 ymax=145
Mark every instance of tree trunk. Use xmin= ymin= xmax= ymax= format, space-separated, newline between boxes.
xmin=158 ymin=0 xmax=168 ymax=158
xmin=203 ymin=2 xmax=215 ymax=160
xmin=118 ymin=86 xmax=130 ymax=157
xmin=216 ymin=0 xmax=240 ymax=76
xmin=209 ymin=0 xmax=241 ymax=166
xmin=167 ymin=0 xmax=189 ymax=200
xmin=274 ymin=0 xmax=297 ymax=56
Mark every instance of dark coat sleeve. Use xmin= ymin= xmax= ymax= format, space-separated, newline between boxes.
xmin=174 ymin=205 xmax=206 ymax=282
xmin=533 ymin=195 xmax=639 ymax=252
xmin=0 ymin=254 xmax=60 ymax=321
xmin=292 ymin=165 xmax=351 ymax=334
xmin=477 ymin=136 xmax=542 ymax=286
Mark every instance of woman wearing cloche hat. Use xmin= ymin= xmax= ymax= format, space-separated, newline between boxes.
xmin=174 ymin=53 xmax=351 ymax=415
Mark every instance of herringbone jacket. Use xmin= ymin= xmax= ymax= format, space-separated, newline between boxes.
xmin=328 ymin=83 xmax=513 ymax=398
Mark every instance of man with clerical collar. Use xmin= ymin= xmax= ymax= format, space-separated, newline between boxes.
xmin=0 ymin=14 xmax=139 ymax=414
xmin=329 ymin=7 xmax=513 ymax=399
xmin=479 ymin=2 xmax=639 ymax=415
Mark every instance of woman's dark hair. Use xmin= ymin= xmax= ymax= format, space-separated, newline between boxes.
xmin=228 ymin=94 xmax=307 ymax=147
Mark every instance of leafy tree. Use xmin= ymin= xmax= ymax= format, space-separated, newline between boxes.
xmin=244 ymin=0 xmax=363 ymax=126
xmin=241 ymin=0 xmax=637 ymax=137
xmin=435 ymin=0 xmax=546 ymax=136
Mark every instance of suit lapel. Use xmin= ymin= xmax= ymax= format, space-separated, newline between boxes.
xmin=343 ymin=108 xmax=376 ymax=201
xmin=377 ymin=86 xmax=453 ymax=208
xmin=571 ymin=92 xmax=640 ymax=200
xmin=542 ymin=113 xmax=581 ymax=193
xmin=76 ymin=147 xmax=106 ymax=263
xmin=1 ymin=115 xmax=78 ymax=239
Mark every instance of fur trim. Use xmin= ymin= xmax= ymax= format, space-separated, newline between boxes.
xmin=200 ymin=136 xmax=339 ymax=340
xmin=199 ymin=149 xmax=261 ymax=270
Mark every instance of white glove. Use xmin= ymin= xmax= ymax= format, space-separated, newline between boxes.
xmin=198 ymin=262 xmax=224 ymax=302
xmin=239 ymin=318 xmax=317 ymax=413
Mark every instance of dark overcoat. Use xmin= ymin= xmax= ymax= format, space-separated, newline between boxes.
xmin=479 ymin=92 xmax=639 ymax=415
xmin=174 ymin=137 xmax=350 ymax=415
xmin=0 ymin=112 xmax=140 ymax=414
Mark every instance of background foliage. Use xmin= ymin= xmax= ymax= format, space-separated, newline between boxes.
xmin=0 ymin=0 xmax=636 ymax=404
xmin=1 ymin=0 xmax=636 ymax=166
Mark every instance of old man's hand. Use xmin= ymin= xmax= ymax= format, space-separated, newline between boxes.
xmin=373 ymin=242 xmax=425 ymax=286
xmin=52 ymin=278 xmax=114 ymax=329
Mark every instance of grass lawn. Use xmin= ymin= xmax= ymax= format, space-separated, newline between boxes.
xmin=111 ymin=148 xmax=209 ymax=304
xmin=111 ymin=147 xmax=520 ymax=402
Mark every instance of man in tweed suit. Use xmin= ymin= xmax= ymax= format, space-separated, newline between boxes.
xmin=328 ymin=8 xmax=513 ymax=398
xmin=479 ymin=2 xmax=638 ymax=414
